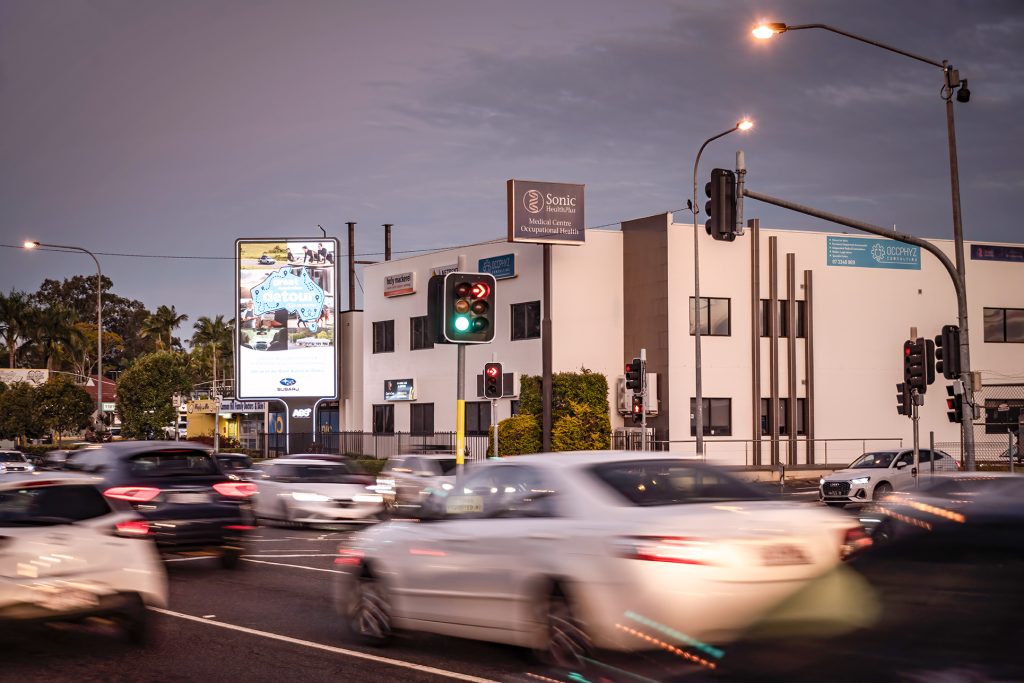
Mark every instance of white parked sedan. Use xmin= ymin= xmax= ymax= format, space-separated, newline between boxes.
xmin=254 ymin=458 xmax=384 ymax=526
xmin=0 ymin=472 xmax=168 ymax=642
xmin=334 ymin=451 xmax=866 ymax=667
xmin=820 ymin=448 xmax=959 ymax=507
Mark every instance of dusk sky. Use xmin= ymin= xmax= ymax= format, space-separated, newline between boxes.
xmin=2 ymin=0 xmax=1022 ymax=335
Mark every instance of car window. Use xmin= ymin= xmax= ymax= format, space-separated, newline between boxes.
xmin=129 ymin=450 xmax=218 ymax=477
xmin=218 ymin=456 xmax=254 ymax=470
xmin=436 ymin=458 xmax=458 ymax=475
xmin=0 ymin=485 xmax=111 ymax=526
xmin=385 ymin=457 xmax=405 ymax=472
xmin=895 ymin=452 xmax=914 ymax=466
xmin=917 ymin=450 xmax=932 ymax=462
xmin=436 ymin=465 xmax=556 ymax=519
xmin=849 ymin=452 xmax=897 ymax=469
xmin=275 ymin=463 xmax=360 ymax=483
xmin=591 ymin=460 xmax=765 ymax=506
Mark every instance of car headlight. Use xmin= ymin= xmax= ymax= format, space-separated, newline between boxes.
xmin=819 ymin=477 xmax=824 ymax=486
xmin=353 ymin=493 xmax=384 ymax=504
xmin=440 ymin=482 xmax=454 ymax=491
xmin=291 ymin=491 xmax=331 ymax=502
xmin=851 ymin=477 xmax=870 ymax=485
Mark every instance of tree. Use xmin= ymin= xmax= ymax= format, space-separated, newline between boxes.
xmin=69 ymin=323 xmax=124 ymax=381
xmin=25 ymin=305 xmax=85 ymax=371
xmin=0 ymin=382 xmax=42 ymax=445
xmin=36 ymin=377 xmax=94 ymax=441
xmin=191 ymin=315 xmax=234 ymax=392
xmin=116 ymin=351 xmax=192 ymax=439
xmin=0 ymin=290 xmax=34 ymax=368
xmin=151 ymin=305 xmax=188 ymax=350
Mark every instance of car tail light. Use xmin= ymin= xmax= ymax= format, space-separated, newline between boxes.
xmin=335 ymin=548 xmax=364 ymax=566
xmin=114 ymin=520 xmax=150 ymax=537
xmin=614 ymin=536 xmax=721 ymax=566
xmin=104 ymin=486 xmax=161 ymax=503
xmin=213 ymin=482 xmax=257 ymax=498
xmin=840 ymin=526 xmax=873 ymax=559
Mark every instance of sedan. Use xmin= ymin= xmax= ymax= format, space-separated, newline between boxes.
xmin=254 ymin=458 xmax=384 ymax=526
xmin=0 ymin=451 xmax=34 ymax=475
xmin=819 ymin=448 xmax=958 ymax=507
xmin=334 ymin=451 xmax=864 ymax=667
xmin=0 ymin=472 xmax=167 ymax=643
xmin=376 ymin=453 xmax=458 ymax=509
xmin=214 ymin=452 xmax=264 ymax=481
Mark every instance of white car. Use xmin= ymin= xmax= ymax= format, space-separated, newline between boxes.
xmin=820 ymin=448 xmax=959 ymax=507
xmin=0 ymin=450 xmax=34 ymax=475
xmin=0 ymin=472 xmax=168 ymax=642
xmin=254 ymin=457 xmax=384 ymax=526
xmin=376 ymin=453 xmax=458 ymax=508
xmin=334 ymin=451 xmax=866 ymax=666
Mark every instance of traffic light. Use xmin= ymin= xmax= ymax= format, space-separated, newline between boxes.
xmin=483 ymin=362 xmax=503 ymax=399
xmin=924 ymin=338 xmax=936 ymax=387
xmin=704 ymin=168 xmax=738 ymax=242
xmin=625 ymin=358 xmax=644 ymax=394
xmin=631 ymin=394 xmax=644 ymax=423
xmin=895 ymin=382 xmax=911 ymax=416
xmin=945 ymin=384 xmax=963 ymax=423
xmin=428 ymin=272 xmax=497 ymax=344
xmin=935 ymin=324 xmax=961 ymax=380
xmin=903 ymin=338 xmax=930 ymax=394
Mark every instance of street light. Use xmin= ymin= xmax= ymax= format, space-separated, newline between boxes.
xmin=750 ymin=20 xmax=976 ymax=469
xmin=692 ymin=119 xmax=754 ymax=457
xmin=23 ymin=241 xmax=105 ymax=429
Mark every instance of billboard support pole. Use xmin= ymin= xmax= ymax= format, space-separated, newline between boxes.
xmin=542 ymin=244 xmax=553 ymax=452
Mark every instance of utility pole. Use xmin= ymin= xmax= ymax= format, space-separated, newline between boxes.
xmin=640 ymin=348 xmax=647 ymax=451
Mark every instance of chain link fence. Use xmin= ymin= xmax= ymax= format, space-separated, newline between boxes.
xmin=936 ymin=382 xmax=1023 ymax=468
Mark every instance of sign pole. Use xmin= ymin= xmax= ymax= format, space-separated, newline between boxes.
xmin=492 ymin=351 xmax=499 ymax=458
xmin=640 ymin=347 xmax=647 ymax=451
xmin=213 ymin=395 xmax=221 ymax=452
xmin=456 ymin=343 xmax=466 ymax=483
xmin=911 ymin=390 xmax=921 ymax=487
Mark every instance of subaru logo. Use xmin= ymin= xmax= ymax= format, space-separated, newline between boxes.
xmin=280 ymin=378 xmax=297 ymax=386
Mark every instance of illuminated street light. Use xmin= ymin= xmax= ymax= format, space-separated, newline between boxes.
xmin=752 ymin=23 xmax=787 ymax=39
xmin=738 ymin=119 xmax=754 ymax=131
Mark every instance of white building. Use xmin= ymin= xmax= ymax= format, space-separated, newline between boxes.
xmin=352 ymin=214 xmax=1024 ymax=465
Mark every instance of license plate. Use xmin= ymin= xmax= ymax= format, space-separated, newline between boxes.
xmin=169 ymin=492 xmax=210 ymax=504
xmin=761 ymin=544 xmax=811 ymax=566
xmin=40 ymin=589 xmax=99 ymax=612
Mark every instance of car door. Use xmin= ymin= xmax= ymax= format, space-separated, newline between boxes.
xmin=889 ymin=451 xmax=917 ymax=490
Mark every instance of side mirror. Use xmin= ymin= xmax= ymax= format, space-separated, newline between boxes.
xmin=895 ymin=461 xmax=908 ymax=469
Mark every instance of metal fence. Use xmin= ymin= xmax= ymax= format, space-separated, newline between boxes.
xmin=933 ymin=381 xmax=1023 ymax=468
xmin=253 ymin=431 xmax=493 ymax=461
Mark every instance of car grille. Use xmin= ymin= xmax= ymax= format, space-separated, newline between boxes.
xmin=823 ymin=481 xmax=851 ymax=497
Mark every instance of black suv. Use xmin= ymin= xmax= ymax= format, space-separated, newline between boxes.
xmin=64 ymin=442 xmax=256 ymax=568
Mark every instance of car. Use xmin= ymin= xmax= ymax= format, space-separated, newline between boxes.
xmin=61 ymin=442 xmax=257 ymax=568
xmin=214 ymin=452 xmax=264 ymax=481
xmin=334 ymin=451 xmax=865 ymax=667
xmin=257 ymin=254 xmax=276 ymax=265
xmin=0 ymin=472 xmax=168 ymax=643
xmin=253 ymin=457 xmax=384 ymax=527
xmin=819 ymin=448 xmax=958 ymax=507
xmin=376 ymin=453 xmax=458 ymax=509
xmin=0 ymin=451 xmax=34 ymax=475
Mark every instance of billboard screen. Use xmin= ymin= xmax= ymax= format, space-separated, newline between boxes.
xmin=236 ymin=238 xmax=338 ymax=399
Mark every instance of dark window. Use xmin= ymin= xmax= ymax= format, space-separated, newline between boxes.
xmin=591 ymin=461 xmax=764 ymax=507
xmin=511 ymin=301 xmax=541 ymax=341
xmin=760 ymin=300 xmax=806 ymax=338
xmin=0 ymin=485 xmax=111 ymax=526
xmin=511 ymin=400 xmax=521 ymax=416
xmin=689 ymin=297 xmax=730 ymax=336
xmin=216 ymin=455 xmax=254 ymax=470
xmin=410 ymin=403 xmax=434 ymax=436
xmin=690 ymin=398 xmax=732 ymax=436
xmin=760 ymin=398 xmax=808 ymax=436
xmin=373 ymin=320 xmax=395 ymax=353
xmin=428 ymin=465 xmax=556 ymax=519
xmin=272 ymin=463 xmax=362 ymax=483
xmin=410 ymin=316 xmax=433 ymax=351
xmin=465 ymin=401 xmax=492 ymax=436
xmin=985 ymin=399 xmax=1024 ymax=434
xmin=129 ymin=450 xmax=218 ymax=477
xmin=984 ymin=307 xmax=1024 ymax=343
xmin=373 ymin=404 xmax=394 ymax=434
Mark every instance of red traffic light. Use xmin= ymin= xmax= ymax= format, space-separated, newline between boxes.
xmin=470 ymin=282 xmax=490 ymax=299
xmin=486 ymin=365 xmax=500 ymax=378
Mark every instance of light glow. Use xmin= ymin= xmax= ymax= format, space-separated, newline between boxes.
xmin=752 ymin=22 xmax=786 ymax=40
xmin=291 ymin=491 xmax=331 ymax=502
xmin=23 ymin=241 xmax=38 ymax=249
xmin=454 ymin=316 xmax=470 ymax=332
xmin=738 ymin=119 xmax=754 ymax=131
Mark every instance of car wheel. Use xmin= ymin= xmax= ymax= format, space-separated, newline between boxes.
xmin=873 ymin=483 xmax=893 ymax=500
xmin=119 ymin=594 xmax=150 ymax=646
xmin=220 ymin=547 xmax=243 ymax=570
xmin=348 ymin=572 xmax=393 ymax=646
xmin=872 ymin=519 xmax=895 ymax=545
xmin=535 ymin=588 xmax=592 ymax=669
xmin=825 ymin=502 xmax=847 ymax=508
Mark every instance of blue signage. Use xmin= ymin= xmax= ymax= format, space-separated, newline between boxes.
xmin=971 ymin=244 xmax=1024 ymax=263
xmin=826 ymin=236 xmax=920 ymax=270
xmin=251 ymin=267 xmax=326 ymax=331
xmin=478 ymin=253 xmax=517 ymax=280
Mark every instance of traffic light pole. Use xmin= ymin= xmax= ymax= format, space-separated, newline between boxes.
xmin=911 ymin=390 xmax=921 ymax=487
xmin=640 ymin=348 xmax=647 ymax=451
xmin=456 ymin=343 xmax=466 ymax=482
xmin=744 ymin=187 xmax=976 ymax=470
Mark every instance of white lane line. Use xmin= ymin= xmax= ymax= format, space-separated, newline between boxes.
xmin=151 ymin=607 xmax=498 ymax=683
xmin=240 ymin=558 xmax=344 ymax=574
xmin=164 ymin=557 xmax=211 ymax=563
xmin=242 ymin=554 xmax=339 ymax=559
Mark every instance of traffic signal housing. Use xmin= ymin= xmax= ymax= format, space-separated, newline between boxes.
xmin=625 ymin=358 xmax=644 ymax=394
xmin=428 ymin=272 xmax=497 ymax=344
xmin=483 ymin=362 xmax=503 ymax=399
xmin=945 ymin=384 xmax=963 ymax=423
xmin=935 ymin=324 xmax=961 ymax=380
xmin=903 ymin=338 xmax=932 ymax=394
xmin=895 ymin=382 xmax=911 ymax=416
xmin=704 ymin=168 xmax=738 ymax=242
xmin=631 ymin=394 xmax=644 ymax=423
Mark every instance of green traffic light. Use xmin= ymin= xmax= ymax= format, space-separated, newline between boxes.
xmin=454 ymin=316 xmax=470 ymax=332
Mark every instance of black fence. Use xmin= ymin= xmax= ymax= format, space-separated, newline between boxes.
xmin=254 ymin=431 xmax=493 ymax=461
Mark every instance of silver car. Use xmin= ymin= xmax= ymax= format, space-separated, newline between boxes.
xmin=254 ymin=458 xmax=384 ymax=526
xmin=376 ymin=454 xmax=458 ymax=508
xmin=0 ymin=451 xmax=34 ymax=475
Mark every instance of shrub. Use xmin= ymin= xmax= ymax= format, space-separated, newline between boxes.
xmin=487 ymin=413 xmax=542 ymax=456
xmin=517 ymin=369 xmax=611 ymax=452
xmin=552 ymin=400 xmax=612 ymax=452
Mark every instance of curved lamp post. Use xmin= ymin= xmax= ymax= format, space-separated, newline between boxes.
xmin=692 ymin=119 xmax=754 ymax=456
xmin=24 ymin=241 xmax=104 ymax=429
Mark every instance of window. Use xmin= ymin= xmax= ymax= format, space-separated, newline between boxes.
xmin=410 ymin=316 xmax=433 ymax=351
xmin=129 ymin=451 xmax=218 ymax=477
xmin=760 ymin=398 xmax=808 ymax=436
xmin=689 ymin=398 xmax=732 ymax=436
xmin=426 ymin=465 xmax=555 ymax=519
xmin=465 ymin=401 xmax=492 ymax=436
xmin=410 ymin=403 xmax=434 ymax=436
xmin=511 ymin=400 xmax=521 ymax=416
xmin=373 ymin=320 xmax=395 ymax=353
xmin=511 ymin=301 xmax=541 ymax=341
xmin=689 ymin=297 xmax=731 ymax=336
xmin=591 ymin=461 xmax=763 ymax=507
xmin=984 ymin=307 xmax=1024 ymax=343
xmin=760 ymin=300 xmax=806 ymax=338
xmin=372 ymin=404 xmax=394 ymax=434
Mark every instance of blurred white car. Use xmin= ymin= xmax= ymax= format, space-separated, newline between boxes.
xmin=0 ymin=472 xmax=168 ymax=642
xmin=0 ymin=451 xmax=34 ymax=475
xmin=335 ymin=452 xmax=865 ymax=666
xmin=254 ymin=458 xmax=384 ymax=526
xmin=820 ymin=448 xmax=959 ymax=507
xmin=376 ymin=453 xmax=458 ymax=508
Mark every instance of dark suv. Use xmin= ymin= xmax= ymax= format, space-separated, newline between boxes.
xmin=64 ymin=442 xmax=256 ymax=568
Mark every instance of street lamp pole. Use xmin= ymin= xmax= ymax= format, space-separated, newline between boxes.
xmin=24 ymin=241 xmax=104 ymax=429
xmin=752 ymin=22 xmax=976 ymax=469
xmin=692 ymin=120 xmax=753 ymax=456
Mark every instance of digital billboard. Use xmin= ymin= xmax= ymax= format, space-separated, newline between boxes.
xmin=236 ymin=238 xmax=338 ymax=399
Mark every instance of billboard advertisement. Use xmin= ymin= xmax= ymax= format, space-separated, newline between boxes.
xmin=236 ymin=238 xmax=338 ymax=399
xmin=507 ymin=179 xmax=585 ymax=245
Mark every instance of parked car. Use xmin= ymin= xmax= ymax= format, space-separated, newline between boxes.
xmin=335 ymin=452 xmax=865 ymax=667
xmin=254 ymin=457 xmax=383 ymax=526
xmin=62 ymin=442 xmax=256 ymax=568
xmin=0 ymin=451 xmax=34 ymax=475
xmin=376 ymin=453 xmax=458 ymax=508
xmin=0 ymin=472 xmax=168 ymax=643
xmin=214 ymin=452 xmax=263 ymax=481
xmin=819 ymin=448 xmax=958 ymax=507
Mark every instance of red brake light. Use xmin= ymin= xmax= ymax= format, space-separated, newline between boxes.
xmin=335 ymin=548 xmax=364 ymax=566
xmin=114 ymin=520 xmax=150 ymax=536
xmin=213 ymin=481 xmax=257 ymax=498
xmin=840 ymin=526 xmax=873 ymax=559
xmin=104 ymin=486 xmax=161 ymax=503
xmin=616 ymin=536 xmax=719 ymax=566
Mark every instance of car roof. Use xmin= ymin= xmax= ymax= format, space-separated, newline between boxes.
xmin=69 ymin=441 xmax=213 ymax=458
xmin=0 ymin=472 xmax=104 ymax=489
xmin=269 ymin=457 xmax=352 ymax=465
xmin=214 ymin=452 xmax=251 ymax=458
xmin=487 ymin=450 xmax=715 ymax=468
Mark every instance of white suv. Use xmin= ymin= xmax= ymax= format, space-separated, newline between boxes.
xmin=820 ymin=448 xmax=959 ymax=507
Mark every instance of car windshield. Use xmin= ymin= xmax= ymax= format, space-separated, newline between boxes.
xmin=0 ymin=485 xmax=110 ymax=526
xmin=849 ymin=452 xmax=898 ymax=469
xmin=0 ymin=453 xmax=26 ymax=463
xmin=435 ymin=459 xmax=458 ymax=475
xmin=281 ymin=464 xmax=360 ymax=483
xmin=591 ymin=460 xmax=765 ymax=506
xmin=129 ymin=451 xmax=219 ymax=477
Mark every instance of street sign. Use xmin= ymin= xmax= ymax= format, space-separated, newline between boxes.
xmin=507 ymin=179 xmax=585 ymax=245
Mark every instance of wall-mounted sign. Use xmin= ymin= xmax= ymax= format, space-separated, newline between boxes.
xmin=826 ymin=236 xmax=920 ymax=270
xmin=478 ymin=253 xmax=517 ymax=280
xmin=431 ymin=263 xmax=459 ymax=277
xmin=384 ymin=271 xmax=416 ymax=297
xmin=187 ymin=399 xmax=220 ymax=414
xmin=507 ymin=179 xmax=585 ymax=245
xmin=0 ymin=369 xmax=49 ymax=386
xmin=971 ymin=244 xmax=1024 ymax=263
xmin=236 ymin=238 xmax=339 ymax=400
xmin=384 ymin=378 xmax=415 ymax=401
xmin=220 ymin=399 xmax=267 ymax=412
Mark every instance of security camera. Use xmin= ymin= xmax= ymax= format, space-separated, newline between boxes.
xmin=956 ymin=79 xmax=970 ymax=103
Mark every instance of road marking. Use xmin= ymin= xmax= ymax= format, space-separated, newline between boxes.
xmin=151 ymin=607 xmax=499 ymax=683
xmin=242 ymin=554 xmax=339 ymax=559
xmin=164 ymin=557 xmax=211 ymax=563
xmin=240 ymin=558 xmax=344 ymax=574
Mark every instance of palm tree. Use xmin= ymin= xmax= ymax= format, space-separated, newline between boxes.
xmin=143 ymin=305 xmax=189 ymax=350
xmin=29 ymin=305 xmax=85 ymax=371
xmin=191 ymin=315 xmax=233 ymax=392
xmin=0 ymin=290 xmax=34 ymax=368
